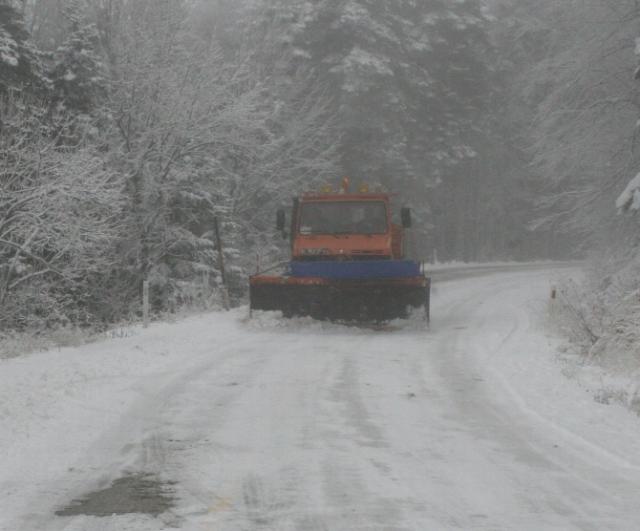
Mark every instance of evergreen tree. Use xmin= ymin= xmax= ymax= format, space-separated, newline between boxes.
xmin=49 ymin=2 xmax=106 ymax=115
xmin=0 ymin=0 xmax=47 ymax=95
xmin=255 ymin=0 xmax=492 ymax=188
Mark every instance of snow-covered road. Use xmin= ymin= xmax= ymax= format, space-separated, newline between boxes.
xmin=3 ymin=266 xmax=640 ymax=531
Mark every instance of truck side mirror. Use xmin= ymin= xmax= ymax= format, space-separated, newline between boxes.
xmin=276 ymin=209 xmax=286 ymax=234
xmin=401 ymin=207 xmax=412 ymax=228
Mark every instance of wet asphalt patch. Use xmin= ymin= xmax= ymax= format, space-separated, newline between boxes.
xmin=55 ymin=474 xmax=175 ymax=518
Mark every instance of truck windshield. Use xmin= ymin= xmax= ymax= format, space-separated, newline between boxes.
xmin=298 ymin=201 xmax=388 ymax=235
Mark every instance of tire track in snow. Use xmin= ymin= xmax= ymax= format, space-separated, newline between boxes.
xmin=425 ymin=272 xmax=634 ymax=530
xmin=18 ymin=333 xmax=265 ymax=531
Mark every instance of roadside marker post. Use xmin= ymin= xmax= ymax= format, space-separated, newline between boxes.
xmin=143 ymin=280 xmax=150 ymax=328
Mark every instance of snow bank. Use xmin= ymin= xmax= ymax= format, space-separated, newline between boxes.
xmin=549 ymin=261 xmax=640 ymax=416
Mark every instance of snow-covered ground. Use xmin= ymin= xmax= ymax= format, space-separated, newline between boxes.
xmin=2 ymin=266 xmax=640 ymax=530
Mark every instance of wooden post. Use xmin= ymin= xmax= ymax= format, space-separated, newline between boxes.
xmin=142 ymin=280 xmax=149 ymax=328
xmin=425 ymin=277 xmax=431 ymax=325
xmin=203 ymin=270 xmax=210 ymax=308
xmin=213 ymin=216 xmax=230 ymax=310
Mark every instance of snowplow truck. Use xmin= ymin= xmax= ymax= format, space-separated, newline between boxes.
xmin=249 ymin=182 xmax=431 ymax=323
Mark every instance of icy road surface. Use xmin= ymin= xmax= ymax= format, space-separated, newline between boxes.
xmin=3 ymin=266 xmax=640 ymax=531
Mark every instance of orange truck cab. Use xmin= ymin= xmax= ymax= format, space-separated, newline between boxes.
xmin=284 ymin=192 xmax=408 ymax=261
xmin=250 ymin=182 xmax=430 ymax=323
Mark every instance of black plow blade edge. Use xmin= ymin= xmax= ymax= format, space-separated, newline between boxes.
xmin=249 ymin=281 xmax=430 ymax=324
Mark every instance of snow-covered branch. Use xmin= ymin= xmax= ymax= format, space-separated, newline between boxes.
xmin=616 ymin=173 xmax=640 ymax=213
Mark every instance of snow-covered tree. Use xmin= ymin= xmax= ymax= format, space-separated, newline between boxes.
xmin=491 ymin=0 xmax=640 ymax=364
xmin=0 ymin=96 xmax=123 ymax=328
xmin=196 ymin=0 xmax=339 ymax=268
xmin=93 ymin=0 xmax=337 ymax=307
xmin=49 ymin=5 xmax=106 ymax=114
xmin=251 ymin=0 xmax=492 ymax=187
xmin=0 ymin=0 xmax=48 ymax=95
xmin=495 ymin=0 xmax=639 ymax=241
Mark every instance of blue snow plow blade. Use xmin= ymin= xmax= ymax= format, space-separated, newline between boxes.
xmin=288 ymin=260 xmax=422 ymax=280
